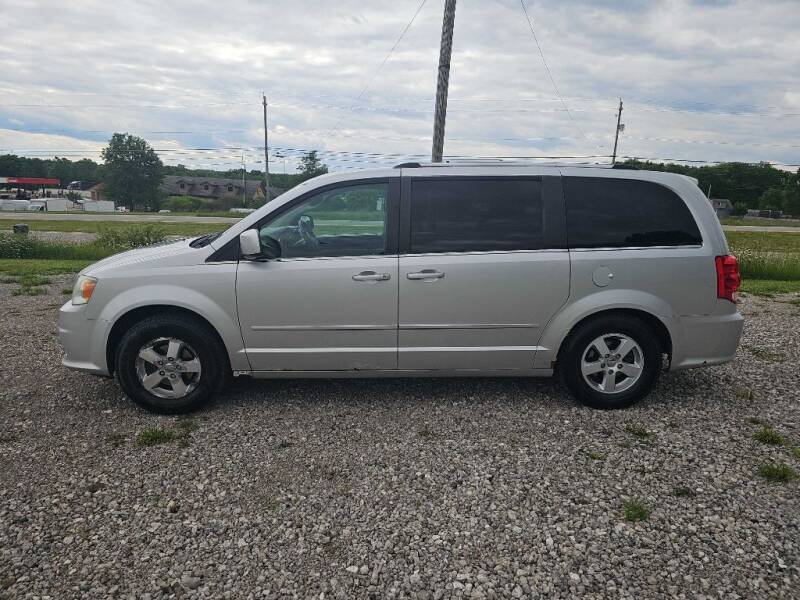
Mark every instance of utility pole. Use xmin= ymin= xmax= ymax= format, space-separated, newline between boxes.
xmin=262 ymin=93 xmax=271 ymax=203
xmin=611 ymin=98 xmax=624 ymax=165
xmin=241 ymin=153 xmax=247 ymax=208
xmin=431 ymin=0 xmax=457 ymax=163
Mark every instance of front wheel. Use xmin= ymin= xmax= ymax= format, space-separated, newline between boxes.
xmin=558 ymin=315 xmax=662 ymax=409
xmin=115 ymin=314 xmax=228 ymax=414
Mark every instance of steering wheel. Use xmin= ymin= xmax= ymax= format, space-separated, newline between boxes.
xmin=297 ymin=215 xmax=319 ymax=249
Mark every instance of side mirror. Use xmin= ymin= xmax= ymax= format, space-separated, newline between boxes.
xmin=239 ymin=229 xmax=281 ymax=260
xmin=239 ymin=230 xmax=262 ymax=258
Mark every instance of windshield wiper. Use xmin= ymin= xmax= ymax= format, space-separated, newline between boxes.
xmin=190 ymin=231 xmax=222 ymax=248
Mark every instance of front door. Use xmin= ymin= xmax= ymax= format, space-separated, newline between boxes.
xmin=398 ymin=175 xmax=570 ymax=371
xmin=236 ymin=178 xmax=399 ymax=372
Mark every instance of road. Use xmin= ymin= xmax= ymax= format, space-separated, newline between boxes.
xmin=1 ymin=212 xmax=799 ymax=232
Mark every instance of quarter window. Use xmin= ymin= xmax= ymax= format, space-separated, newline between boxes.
xmin=564 ymin=177 xmax=702 ymax=248
xmin=260 ymin=182 xmax=388 ymax=258
xmin=409 ymin=178 xmax=544 ymax=253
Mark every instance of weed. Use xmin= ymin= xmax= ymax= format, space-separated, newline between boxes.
xmin=622 ymin=499 xmax=651 ymax=522
xmin=176 ymin=418 xmax=199 ymax=434
xmin=746 ymin=416 xmax=766 ymax=425
xmin=794 ymin=448 xmax=800 ymax=460
xmin=753 ymin=425 xmax=785 ymax=446
xmin=734 ymin=387 xmax=757 ymax=401
xmin=586 ymin=451 xmax=604 ymax=460
xmin=0 ymin=433 xmax=18 ymax=444
xmin=276 ymin=439 xmax=294 ymax=450
xmin=625 ymin=424 xmax=650 ymax=439
xmin=758 ymin=462 xmax=797 ymax=483
xmin=12 ymin=286 xmax=46 ymax=296
xmin=106 ymin=432 xmax=127 ymax=447
xmin=672 ymin=486 xmax=696 ymax=498
xmin=135 ymin=428 xmax=177 ymax=447
xmin=61 ymin=287 xmax=72 ymax=295
xmin=742 ymin=345 xmax=784 ymax=363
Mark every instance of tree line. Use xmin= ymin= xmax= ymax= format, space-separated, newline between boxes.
xmin=1 ymin=133 xmax=797 ymax=216
xmin=620 ymin=159 xmax=800 ymax=216
xmin=0 ymin=134 xmax=329 ymax=211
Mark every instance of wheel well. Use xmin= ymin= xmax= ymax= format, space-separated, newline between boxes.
xmin=556 ymin=308 xmax=672 ymax=364
xmin=105 ymin=305 xmax=230 ymax=375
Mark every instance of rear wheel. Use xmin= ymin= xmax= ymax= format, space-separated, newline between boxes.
xmin=115 ymin=314 xmax=228 ymax=414
xmin=559 ymin=315 xmax=662 ymax=409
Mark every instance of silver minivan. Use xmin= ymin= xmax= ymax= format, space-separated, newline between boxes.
xmin=59 ymin=164 xmax=744 ymax=413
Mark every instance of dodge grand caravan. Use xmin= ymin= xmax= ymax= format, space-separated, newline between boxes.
xmin=59 ymin=164 xmax=744 ymax=413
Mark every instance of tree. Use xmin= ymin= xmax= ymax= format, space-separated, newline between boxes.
xmin=298 ymin=150 xmax=328 ymax=182
xmin=101 ymin=133 xmax=163 ymax=209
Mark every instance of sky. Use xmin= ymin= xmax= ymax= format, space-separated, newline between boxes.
xmin=0 ymin=0 xmax=798 ymax=173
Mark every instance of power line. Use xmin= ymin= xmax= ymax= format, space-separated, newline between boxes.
xmin=518 ymin=0 xmax=593 ymax=147
xmin=329 ymin=0 xmax=428 ymax=133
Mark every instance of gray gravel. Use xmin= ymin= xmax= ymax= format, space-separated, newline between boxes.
xmin=1 ymin=277 xmax=799 ymax=599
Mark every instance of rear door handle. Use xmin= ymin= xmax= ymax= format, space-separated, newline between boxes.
xmin=406 ymin=270 xmax=445 ymax=280
xmin=352 ymin=271 xmax=391 ymax=282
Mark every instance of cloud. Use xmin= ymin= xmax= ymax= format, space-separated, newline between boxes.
xmin=0 ymin=0 xmax=797 ymax=172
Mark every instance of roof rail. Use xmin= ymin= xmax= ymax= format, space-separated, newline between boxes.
xmin=394 ymin=159 xmax=613 ymax=169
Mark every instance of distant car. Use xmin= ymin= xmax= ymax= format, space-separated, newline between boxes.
xmin=59 ymin=164 xmax=743 ymax=414
xmin=158 ymin=209 xmax=171 ymax=214
xmin=116 ymin=207 xmax=129 ymax=213
xmin=230 ymin=207 xmax=256 ymax=214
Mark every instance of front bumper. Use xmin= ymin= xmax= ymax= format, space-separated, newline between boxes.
xmin=58 ymin=301 xmax=110 ymax=376
xmin=670 ymin=308 xmax=744 ymax=370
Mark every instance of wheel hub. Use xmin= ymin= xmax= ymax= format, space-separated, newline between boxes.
xmin=135 ymin=337 xmax=202 ymax=399
xmin=580 ymin=333 xmax=644 ymax=395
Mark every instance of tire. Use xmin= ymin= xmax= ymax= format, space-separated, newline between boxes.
xmin=114 ymin=313 xmax=229 ymax=414
xmin=558 ymin=315 xmax=662 ymax=409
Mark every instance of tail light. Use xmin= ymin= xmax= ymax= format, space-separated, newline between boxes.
xmin=715 ymin=255 xmax=740 ymax=303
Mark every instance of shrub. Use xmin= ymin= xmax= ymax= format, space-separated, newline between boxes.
xmin=0 ymin=233 xmax=35 ymax=259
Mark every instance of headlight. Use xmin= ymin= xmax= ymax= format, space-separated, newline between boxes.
xmin=72 ymin=275 xmax=98 ymax=305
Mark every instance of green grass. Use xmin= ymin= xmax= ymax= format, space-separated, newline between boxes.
xmin=758 ymin=462 xmax=797 ymax=483
xmin=727 ymin=232 xmax=800 ymax=253
xmin=0 ymin=259 xmax=90 ymax=276
xmin=727 ymin=231 xmax=800 ymax=282
xmin=622 ymin=499 xmax=651 ymax=522
xmin=722 ymin=217 xmax=800 ymax=227
xmin=739 ymin=279 xmax=800 ymax=296
xmin=0 ymin=218 xmax=230 ymax=237
xmin=753 ymin=425 xmax=785 ymax=445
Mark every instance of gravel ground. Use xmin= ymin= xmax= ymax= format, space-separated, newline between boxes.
xmin=1 ymin=277 xmax=799 ymax=599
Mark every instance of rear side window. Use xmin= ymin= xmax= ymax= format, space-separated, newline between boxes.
xmin=564 ymin=177 xmax=702 ymax=248
xmin=410 ymin=178 xmax=544 ymax=253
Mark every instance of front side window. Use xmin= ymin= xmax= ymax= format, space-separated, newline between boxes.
xmin=564 ymin=177 xmax=702 ymax=248
xmin=410 ymin=178 xmax=544 ymax=253
xmin=260 ymin=182 xmax=388 ymax=258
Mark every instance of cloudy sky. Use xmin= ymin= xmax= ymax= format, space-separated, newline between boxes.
xmin=0 ymin=0 xmax=798 ymax=173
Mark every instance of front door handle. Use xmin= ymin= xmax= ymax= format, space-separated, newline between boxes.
xmin=352 ymin=271 xmax=391 ymax=282
xmin=406 ymin=270 xmax=445 ymax=281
